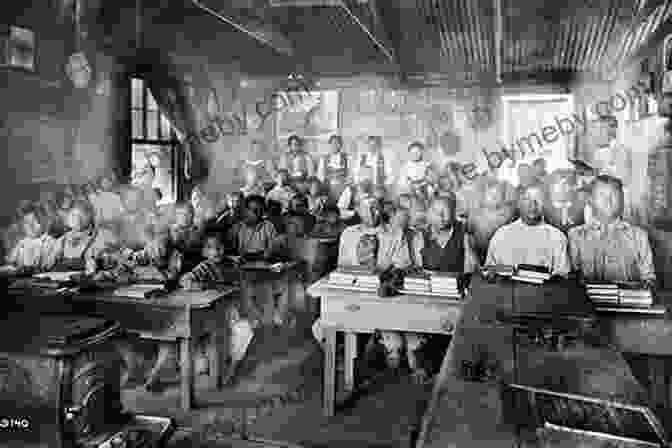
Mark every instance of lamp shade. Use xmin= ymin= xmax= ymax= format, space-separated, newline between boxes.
xmin=66 ymin=52 xmax=92 ymax=88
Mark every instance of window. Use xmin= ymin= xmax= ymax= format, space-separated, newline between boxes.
xmin=500 ymin=94 xmax=574 ymax=185
xmin=130 ymin=77 xmax=179 ymax=204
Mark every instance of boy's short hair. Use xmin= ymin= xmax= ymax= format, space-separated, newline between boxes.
xmin=328 ymin=135 xmax=343 ymax=145
xmin=202 ymin=230 xmax=226 ymax=245
xmin=244 ymin=194 xmax=266 ymax=210
xmin=266 ymin=199 xmax=283 ymax=214
xmin=288 ymin=134 xmax=302 ymax=146
xmin=276 ymin=168 xmax=290 ymax=178
xmin=367 ymin=135 xmax=382 ymax=146
xmin=322 ymin=204 xmax=340 ymax=216
xmin=591 ymin=174 xmax=624 ymax=194
xmin=291 ymin=194 xmax=309 ymax=207
xmin=408 ymin=141 xmax=425 ymax=152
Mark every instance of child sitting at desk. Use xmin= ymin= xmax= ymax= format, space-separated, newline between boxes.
xmin=307 ymin=177 xmax=329 ymax=217
xmin=268 ymin=200 xmax=287 ymax=233
xmin=179 ymin=232 xmax=256 ymax=381
xmin=180 ymin=231 xmax=229 ymax=289
xmin=94 ymin=172 xmax=125 ymax=226
xmin=229 ymin=195 xmax=288 ymax=326
xmin=170 ymin=202 xmax=203 ymax=272
xmin=285 ymin=194 xmax=316 ymax=236
xmin=6 ymin=206 xmax=59 ymax=273
xmin=129 ymin=231 xmax=183 ymax=283
xmin=53 ymin=200 xmax=118 ymax=273
xmin=216 ymin=192 xmax=244 ymax=227
xmin=312 ymin=205 xmax=345 ymax=238
xmin=266 ymin=169 xmax=296 ymax=213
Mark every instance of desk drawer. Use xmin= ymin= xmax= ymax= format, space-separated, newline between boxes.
xmin=322 ymin=298 xmax=461 ymax=334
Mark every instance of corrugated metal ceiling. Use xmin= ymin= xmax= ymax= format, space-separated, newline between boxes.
xmin=147 ymin=0 xmax=672 ymax=80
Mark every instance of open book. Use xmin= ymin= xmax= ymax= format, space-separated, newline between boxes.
xmin=113 ymin=284 xmax=167 ymax=299
xmin=33 ymin=271 xmax=84 ymax=282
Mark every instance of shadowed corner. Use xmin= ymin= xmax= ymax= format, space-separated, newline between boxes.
xmin=0 ymin=398 xmax=57 ymax=445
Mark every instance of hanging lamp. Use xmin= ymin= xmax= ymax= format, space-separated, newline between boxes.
xmin=66 ymin=0 xmax=92 ymax=88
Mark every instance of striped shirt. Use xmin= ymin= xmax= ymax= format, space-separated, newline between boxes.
xmin=230 ymin=220 xmax=279 ymax=256
xmin=8 ymin=235 xmax=59 ymax=271
xmin=568 ymin=219 xmax=656 ymax=283
xmin=181 ymin=259 xmax=227 ymax=284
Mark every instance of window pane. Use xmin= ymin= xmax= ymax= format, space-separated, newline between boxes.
xmin=147 ymin=89 xmax=159 ymax=111
xmin=160 ymin=114 xmax=172 ymax=140
xmin=132 ymin=110 xmax=144 ymax=139
xmin=146 ymin=111 xmax=159 ymax=140
xmin=132 ymin=78 xmax=144 ymax=108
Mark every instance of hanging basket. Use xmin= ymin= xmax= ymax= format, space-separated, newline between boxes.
xmin=66 ymin=52 xmax=92 ymax=88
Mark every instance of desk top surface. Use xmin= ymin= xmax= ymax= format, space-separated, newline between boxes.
xmin=308 ymin=277 xmax=463 ymax=305
xmin=71 ymin=286 xmax=238 ymax=309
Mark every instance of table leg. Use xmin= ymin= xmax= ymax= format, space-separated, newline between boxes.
xmin=208 ymin=309 xmax=227 ymax=390
xmin=262 ymin=281 xmax=275 ymax=325
xmin=180 ymin=337 xmax=194 ymax=411
xmin=344 ymin=332 xmax=357 ymax=393
xmin=287 ymin=273 xmax=298 ymax=313
xmin=323 ymin=327 xmax=337 ymax=417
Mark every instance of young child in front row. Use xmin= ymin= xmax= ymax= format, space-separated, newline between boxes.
xmin=179 ymin=232 xmax=256 ymax=383
xmin=6 ymin=206 xmax=59 ymax=273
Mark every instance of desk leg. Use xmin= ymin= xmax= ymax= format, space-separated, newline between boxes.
xmin=180 ymin=337 xmax=194 ymax=411
xmin=262 ymin=282 xmax=275 ymax=325
xmin=344 ymin=332 xmax=357 ymax=393
xmin=287 ymin=274 xmax=298 ymax=314
xmin=323 ymin=327 xmax=337 ymax=417
xmin=208 ymin=303 xmax=229 ymax=390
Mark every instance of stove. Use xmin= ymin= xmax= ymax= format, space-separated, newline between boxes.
xmin=0 ymin=311 xmax=173 ymax=448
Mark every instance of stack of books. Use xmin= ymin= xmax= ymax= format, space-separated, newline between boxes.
xmin=619 ymin=285 xmax=654 ymax=308
xmin=511 ymin=264 xmax=552 ymax=285
xmin=586 ymin=282 xmax=654 ymax=309
xmin=482 ymin=264 xmax=514 ymax=278
xmin=585 ymin=282 xmax=619 ymax=306
xmin=430 ymin=272 xmax=461 ymax=298
xmin=403 ymin=273 xmax=431 ymax=293
xmin=328 ymin=266 xmax=379 ymax=289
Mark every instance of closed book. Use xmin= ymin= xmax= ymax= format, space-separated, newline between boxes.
xmin=484 ymin=264 xmax=515 ymax=276
xmin=587 ymin=289 xmax=619 ymax=296
xmin=516 ymin=264 xmax=550 ymax=274
xmin=618 ymin=290 xmax=652 ymax=298
xmin=511 ymin=275 xmax=544 ymax=285
xmin=586 ymin=282 xmax=618 ymax=289
xmin=517 ymin=271 xmax=551 ymax=280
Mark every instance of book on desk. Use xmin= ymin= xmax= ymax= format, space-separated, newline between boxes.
xmin=586 ymin=282 xmax=655 ymax=311
xmin=327 ymin=267 xmax=463 ymax=298
xmin=113 ymin=283 xmax=168 ymax=299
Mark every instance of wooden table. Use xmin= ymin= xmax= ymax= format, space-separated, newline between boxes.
xmin=8 ymin=285 xmax=238 ymax=412
xmin=307 ymin=278 xmax=463 ymax=417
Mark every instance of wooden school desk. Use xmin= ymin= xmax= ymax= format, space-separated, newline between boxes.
xmin=598 ymin=290 xmax=672 ymax=416
xmin=71 ymin=287 xmax=238 ymax=412
xmin=8 ymin=284 xmax=238 ymax=412
xmin=307 ymin=277 xmax=463 ymax=417
xmin=415 ymin=275 xmax=666 ymax=448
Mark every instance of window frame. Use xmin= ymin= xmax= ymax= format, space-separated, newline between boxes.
xmin=128 ymin=75 xmax=183 ymax=203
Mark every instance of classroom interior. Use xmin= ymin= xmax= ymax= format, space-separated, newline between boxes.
xmin=5 ymin=1 xmax=672 ymax=447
